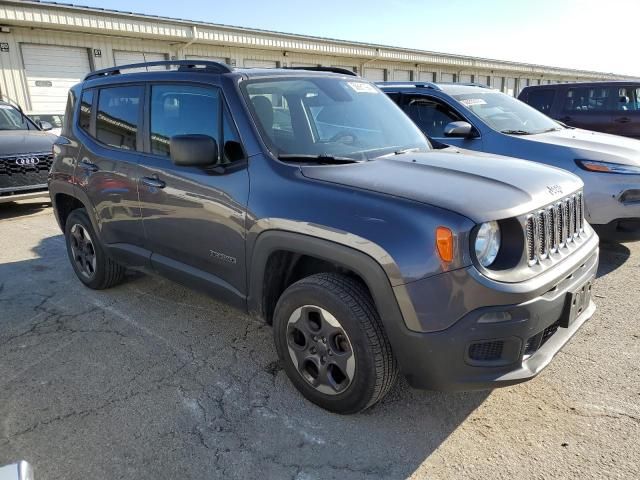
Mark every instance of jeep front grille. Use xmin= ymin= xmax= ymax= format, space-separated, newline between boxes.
xmin=525 ymin=192 xmax=585 ymax=264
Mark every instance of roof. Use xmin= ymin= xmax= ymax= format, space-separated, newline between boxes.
xmin=3 ymin=0 xmax=637 ymax=81
xmin=522 ymin=80 xmax=640 ymax=89
xmin=377 ymin=82 xmax=494 ymax=95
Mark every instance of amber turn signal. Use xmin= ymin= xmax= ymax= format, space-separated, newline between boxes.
xmin=436 ymin=226 xmax=454 ymax=262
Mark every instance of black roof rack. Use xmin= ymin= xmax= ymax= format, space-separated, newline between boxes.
xmin=281 ymin=66 xmax=358 ymax=77
xmin=84 ymin=60 xmax=233 ymax=81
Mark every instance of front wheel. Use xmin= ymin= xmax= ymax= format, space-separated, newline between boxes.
xmin=273 ymin=273 xmax=397 ymax=414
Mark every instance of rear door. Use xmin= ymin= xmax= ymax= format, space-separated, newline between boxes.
xmin=557 ymin=85 xmax=615 ymax=133
xmin=610 ymin=85 xmax=640 ymax=138
xmin=74 ymin=85 xmax=146 ymax=261
xmin=137 ymin=82 xmax=249 ymax=305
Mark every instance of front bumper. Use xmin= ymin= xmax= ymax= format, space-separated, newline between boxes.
xmin=0 ymin=186 xmax=49 ymax=204
xmin=390 ymin=235 xmax=599 ymax=391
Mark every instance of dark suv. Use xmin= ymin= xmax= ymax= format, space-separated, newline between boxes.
xmin=519 ymin=81 xmax=640 ymax=138
xmin=0 ymin=99 xmax=56 ymax=203
xmin=49 ymin=62 xmax=598 ymax=413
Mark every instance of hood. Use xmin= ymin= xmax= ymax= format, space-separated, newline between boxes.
xmin=300 ymin=150 xmax=582 ymax=223
xmin=0 ymin=130 xmax=56 ymax=156
xmin=518 ymin=128 xmax=640 ymax=166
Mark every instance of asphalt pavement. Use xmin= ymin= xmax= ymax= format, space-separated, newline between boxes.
xmin=0 ymin=199 xmax=638 ymax=479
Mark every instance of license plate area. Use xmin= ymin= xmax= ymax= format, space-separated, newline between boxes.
xmin=560 ymin=280 xmax=593 ymax=328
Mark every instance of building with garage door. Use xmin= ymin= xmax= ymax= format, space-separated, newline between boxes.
xmin=0 ymin=0 xmax=636 ymax=113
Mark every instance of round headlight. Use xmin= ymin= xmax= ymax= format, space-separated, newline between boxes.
xmin=475 ymin=221 xmax=501 ymax=267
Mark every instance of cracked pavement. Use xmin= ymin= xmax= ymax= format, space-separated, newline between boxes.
xmin=0 ymin=199 xmax=639 ymax=479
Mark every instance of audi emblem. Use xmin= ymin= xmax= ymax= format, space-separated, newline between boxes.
xmin=15 ymin=156 xmax=40 ymax=166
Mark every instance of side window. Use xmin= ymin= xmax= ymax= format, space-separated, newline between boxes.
xmin=79 ymin=90 xmax=93 ymax=133
xmin=527 ymin=89 xmax=555 ymax=114
xmin=96 ymin=86 xmax=143 ymax=150
xmin=403 ymin=97 xmax=463 ymax=137
xmin=616 ymin=86 xmax=640 ymax=111
xmin=563 ymin=87 xmax=611 ymax=112
xmin=150 ymin=84 xmax=220 ymax=157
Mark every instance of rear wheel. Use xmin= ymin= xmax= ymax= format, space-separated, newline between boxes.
xmin=273 ymin=273 xmax=397 ymax=414
xmin=64 ymin=208 xmax=125 ymax=289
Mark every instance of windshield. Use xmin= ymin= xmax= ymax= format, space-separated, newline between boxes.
xmin=452 ymin=91 xmax=562 ymax=134
xmin=0 ymin=104 xmax=30 ymax=131
xmin=242 ymin=77 xmax=430 ymax=160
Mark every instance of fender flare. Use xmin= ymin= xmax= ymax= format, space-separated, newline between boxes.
xmin=247 ymin=230 xmax=415 ymax=371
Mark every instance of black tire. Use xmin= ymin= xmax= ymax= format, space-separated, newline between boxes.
xmin=64 ymin=208 xmax=125 ymax=289
xmin=273 ymin=272 xmax=397 ymax=414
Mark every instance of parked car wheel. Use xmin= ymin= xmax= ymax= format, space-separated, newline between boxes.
xmin=273 ymin=273 xmax=397 ymax=414
xmin=64 ymin=209 xmax=125 ymax=289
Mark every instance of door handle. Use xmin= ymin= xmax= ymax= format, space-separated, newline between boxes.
xmin=79 ymin=158 xmax=99 ymax=173
xmin=141 ymin=176 xmax=166 ymax=189
xmin=615 ymin=117 xmax=631 ymax=123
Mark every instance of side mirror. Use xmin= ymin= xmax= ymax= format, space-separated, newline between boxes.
xmin=170 ymin=134 xmax=218 ymax=167
xmin=444 ymin=121 xmax=475 ymax=138
xmin=38 ymin=121 xmax=53 ymax=131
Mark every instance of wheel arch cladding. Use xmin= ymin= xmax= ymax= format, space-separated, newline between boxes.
xmin=247 ymin=230 xmax=418 ymax=375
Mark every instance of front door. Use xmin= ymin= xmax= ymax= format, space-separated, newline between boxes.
xmin=401 ymin=94 xmax=483 ymax=150
xmin=137 ymin=83 xmax=249 ymax=305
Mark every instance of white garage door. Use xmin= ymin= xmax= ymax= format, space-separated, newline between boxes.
xmin=441 ymin=73 xmax=455 ymax=83
xmin=22 ymin=44 xmax=91 ymax=113
xmin=364 ymin=68 xmax=385 ymax=82
xmin=290 ymin=62 xmax=317 ymax=67
xmin=394 ymin=70 xmax=411 ymax=81
xmin=459 ymin=74 xmax=473 ymax=83
xmin=418 ymin=71 xmax=435 ymax=82
xmin=113 ymin=51 xmax=167 ymax=72
xmin=244 ymin=59 xmax=278 ymax=68
xmin=185 ymin=55 xmax=228 ymax=65
xmin=332 ymin=65 xmax=356 ymax=72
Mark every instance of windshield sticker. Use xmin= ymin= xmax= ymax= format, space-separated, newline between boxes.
xmin=346 ymin=82 xmax=378 ymax=94
xmin=460 ymin=98 xmax=487 ymax=107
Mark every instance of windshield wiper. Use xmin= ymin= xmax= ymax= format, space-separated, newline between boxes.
xmin=500 ymin=129 xmax=533 ymax=135
xmin=277 ymin=154 xmax=362 ymax=164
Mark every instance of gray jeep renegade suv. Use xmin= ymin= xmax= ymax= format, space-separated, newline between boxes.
xmin=49 ymin=61 xmax=599 ymax=414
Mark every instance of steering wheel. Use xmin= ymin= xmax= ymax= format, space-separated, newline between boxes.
xmin=327 ymin=130 xmax=358 ymax=145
